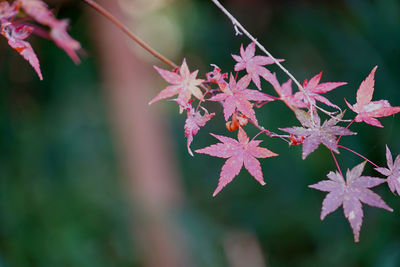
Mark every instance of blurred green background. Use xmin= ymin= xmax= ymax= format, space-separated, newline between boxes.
xmin=1 ymin=0 xmax=400 ymax=266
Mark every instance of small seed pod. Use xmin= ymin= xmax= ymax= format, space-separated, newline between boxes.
xmin=226 ymin=114 xmax=239 ymax=131
xmin=226 ymin=120 xmax=239 ymax=132
xmin=289 ymin=134 xmax=305 ymax=146
xmin=237 ymin=114 xmax=248 ymax=127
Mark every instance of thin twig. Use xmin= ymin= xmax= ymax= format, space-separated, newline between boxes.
xmin=83 ymin=0 xmax=219 ymax=100
xmin=82 ymin=0 xmax=178 ymax=69
xmin=248 ymin=120 xmax=290 ymax=143
xmin=210 ymin=0 xmax=313 ymax=107
xmin=329 ymin=148 xmax=343 ymax=178
xmin=338 ymin=145 xmax=379 ymax=168
xmin=337 ymin=118 xmax=355 ymax=144
xmin=250 ymin=129 xmax=269 ymax=142
xmin=315 ymin=105 xmax=339 ymax=116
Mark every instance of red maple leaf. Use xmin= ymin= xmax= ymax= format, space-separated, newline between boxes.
xmin=195 ymin=127 xmax=278 ymax=196
xmin=208 ymin=74 xmax=274 ymax=124
xmin=50 ymin=19 xmax=81 ymax=64
xmin=309 ymin=161 xmax=392 ymax=242
xmin=17 ymin=0 xmax=81 ymax=63
xmin=232 ymin=42 xmax=283 ymax=90
xmin=293 ymin=72 xmax=346 ymax=109
xmin=268 ymin=73 xmax=304 ymax=108
xmin=0 ymin=1 xmax=19 ymax=20
xmin=17 ymin=0 xmax=54 ymax=25
xmin=375 ymin=146 xmax=400 ymax=196
xmin=1 ymin=22 xmax=42 ymax=80
xmin=149 ymin=59 xmax=204 ymax=106
xmin=345 ymin=66 xmax=400 ymax=128
xmin=178 ymin=101 xmax=215 ymax=156
xmin=205 ymin=64 xmax=228 ymax=86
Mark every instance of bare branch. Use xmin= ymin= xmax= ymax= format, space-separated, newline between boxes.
xmin=83 ymin=0 xmax=178 ymax=69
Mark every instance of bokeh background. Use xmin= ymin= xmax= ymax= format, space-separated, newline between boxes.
xmin=1 ymin=0 xmax=400 ymax=266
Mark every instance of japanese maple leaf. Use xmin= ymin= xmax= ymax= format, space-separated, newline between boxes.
xmin=268 ymin=73 xmax=304 ymax=108
xmin=176 ymin=100 xmax=214 ymax=156
xmin=280 ymin=109 xmax=356 ymax=159
xmin=149 ymin=59 xmax=204 ymax=106
xmin=0 ymin=1 xmax=19 ymax=21
xmin=293 ymin=72 xmax=346 ymax=109
xmin=208 ymin=74 xmax=274 ymax=124
xmin=205 ymin=64 xmax=228 ymax=86
xmin=50 ymin=20 xmax=81 ymax=64
xmin=345 ymin=66 xmax=400 ymax=128
xmin=375 ymin=146 xmax=400 ymax=196
xmin=195 ymin=127 xmax=278 ymax=196
xmin=17 ymin=0 xmax=81 ymax=63
xmin=1 ymin=22 xmax=42 ymax=80
xmin=232 ymin=42 xmax=283 ymax=90
xmin=17 ymin=0 xmax=54 ymax=25
xmin=309 ymin=161 xmax=392 ymax=242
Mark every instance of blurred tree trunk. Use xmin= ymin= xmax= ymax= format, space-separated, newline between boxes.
xmin=88 ymin=1 xmax=191 ymax=266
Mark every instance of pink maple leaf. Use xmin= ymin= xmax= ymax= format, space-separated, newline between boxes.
xmin=195 ymin=127 xmax=278 ymax=196
xmin=232 ymin=42 xmax=284 ymax=90
xmin=345 ymin=66 xmax=400 ymax=128
xmin=375 ymin=145 xmax=400 ymax=196
xmin=268 ymin=73 xmax=304 ymax=108
xmin=280 ymin=109 xmax=356 ymax=159
xmin=208 ymin=74 xmax=274 ymax=124
xmin=309 ymin=161 xmax=392 ymax=242
xmin=17 ymin=0 xmax=54 ymax=25
xmin=50 ymin=19 xmax=81 ymax=64
xmin=1 ymin=22 xmax=42 ymax=80
xmin=177 ymin=100 xmax=214 ymax=156
xmin=149 ymin=59 xmax=204 ymax=106
xmin=17 ymin=0 xmax=81 ymax=63
xmin=293 ymin=72 xmax=346 ymax=109
xmin=0 ymin=1 xmax=19 ymax=21
xmin=205 ymin=64 xmax=228 ymax=86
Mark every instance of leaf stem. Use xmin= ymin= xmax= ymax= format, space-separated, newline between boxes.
xmin=251 ymin=130 xmax=269 ymax=142
xmin=254 ymin=96 xmax=281 ymax=108
xmin=337 ymin=145 xmax=379 ymax=168
xmin=315 ymin=105 xmax=341 ymax=117
xmin=329 ymin=149 xmax=343 ymax=178
xmin=82 ymin=0 xmax=178 ymax=69
xmin=248 ymin=120 xmax=290 ymax=143
xmin=337 ymin=118 xmax=355 ymax=144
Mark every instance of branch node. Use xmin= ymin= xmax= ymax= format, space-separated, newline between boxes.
xmin=233 ymin=24 xmax=243 ymax=35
